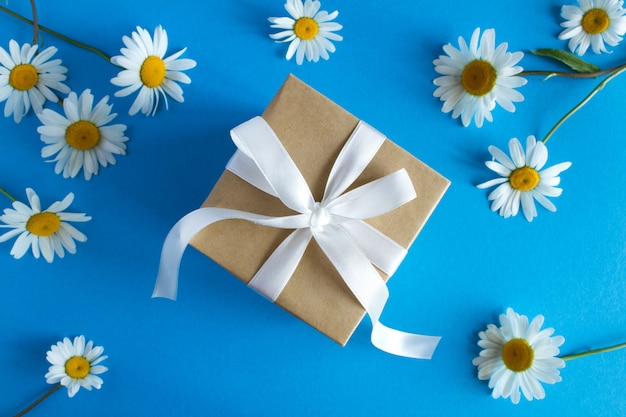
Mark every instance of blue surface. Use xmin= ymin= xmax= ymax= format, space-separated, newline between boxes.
xmin=1 ymin=1 xmax=625 ymax=416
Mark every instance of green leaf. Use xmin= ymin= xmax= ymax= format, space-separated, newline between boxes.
xmin=531 ymin=49 xmax=600 ymax=73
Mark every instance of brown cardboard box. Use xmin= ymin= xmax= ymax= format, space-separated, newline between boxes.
xmin=189 ymin=75 xmax=449 ymax=346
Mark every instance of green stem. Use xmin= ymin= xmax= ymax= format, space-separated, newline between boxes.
xmin=519 ymin=62 xmax=626 ymax=79
xmin=12 ymin=384 xmax=62 ymax=417
xmin=29 ymin=0 xmax=38 ymax=45
xmin=0 ymin=187 xmax=17 ymax=202
xmin=0 ymin=5 xmax=111 ymax=62
xmin=542 ymin=64 xmax=626 ymax=143
xmin=561 ymin=342 xmax=626 ymax=362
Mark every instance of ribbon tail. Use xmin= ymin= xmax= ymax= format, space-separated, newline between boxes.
xmin=371 ymin=322 xmax=441 ymax=360
xmin=152 ymin=208 xmax=225 ymax=300
xmin=153 ymin=207 xmax=311 ymax=300
xmin=338 ymin=220 xmax=407 ymax=277
xmin=314 ymin=224 xmax=440 ymax=359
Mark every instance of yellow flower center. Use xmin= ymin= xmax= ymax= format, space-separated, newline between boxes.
xmin=582 ymin=8 xmax=610 ymax=34
xmin=26 ymin=212 xmax=61 ymax=237
xmin=65 ymin=120 xmax=100 ymax=150
xmin=501 ymin=338 xmax=534 ymax=372
xmin=461 ymin=60 xmax=497 ymax=96
xmin=9 ymin=63 xmax=39 ymax=91
xmin=140 ymin=55 xmax=167 ymax=88
xmin=293 ymin=17 xmax=319 ymax=40
xmin=65 ymin=356 xmax=91 ymax=379
xmin=509 ymin=166 xmax=540 ymax=191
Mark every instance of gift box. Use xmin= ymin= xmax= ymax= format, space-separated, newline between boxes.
xmin=176 ymin=74 xmax=450 ymax=347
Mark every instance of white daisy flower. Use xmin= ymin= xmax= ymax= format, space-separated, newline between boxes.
xmin=110 ymin=25 xmax=197 ymax=116
xmin=45 ymin=335 xmax=108 ymax=398
xmin=472 ymin=308 xmax=565 ymax=404
xmin=433 ymin=28 xmax=527 ymax=128
xmin=559 ymin=0 xmax=626 ymax=55
xmin=269 ymin=0 xmax=343 ymax=65
xmin=476 ymin=136 xmax=572 ymax=222
xmin=37 ymin=89 xmax=129 ymax=180
xmin=0 ymin=39 xmax=70 ymax=123
xmin=0 ymin=188 xmax=91 ymax=262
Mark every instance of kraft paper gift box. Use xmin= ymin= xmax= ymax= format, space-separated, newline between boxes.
xmin=188 ymin=74 xmax=450 ymax=346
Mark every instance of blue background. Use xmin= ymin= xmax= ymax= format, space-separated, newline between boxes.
xmin=1 ymin=1 xmax=625 ymax=416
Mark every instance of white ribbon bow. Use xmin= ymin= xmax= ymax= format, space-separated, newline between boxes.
xmin=153 ymin=116 xmax=440 ymax=359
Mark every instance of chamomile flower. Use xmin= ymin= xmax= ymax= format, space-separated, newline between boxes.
xmin=110 ymin=25 xmax=196 ymax=116
xmin=433 ymin=28 xmax=527 ymax=128
xmin=472 ymin=308 xmax=565 ymax=404
xmin=559 ymin=0 xmax=626 ymax=55
xmin=476 ymin=136 xmax=572 ymax=222
xmin=37 ymin=89 xmax=128 ymax=180
xmin=45 ymin=335 xmax=108 ymax=398
xmin=0 ymin=188 xmax=91 ymax=262
xmin=0 ymin=39 xmax=70 ymax=123
xmin=269 ymin=0 xmax=343 ymax=65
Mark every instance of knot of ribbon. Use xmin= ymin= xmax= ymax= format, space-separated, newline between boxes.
xmin=153 ymin=116 xmax=440 ymax=359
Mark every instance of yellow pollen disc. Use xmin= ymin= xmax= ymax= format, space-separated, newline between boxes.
xmin=66 ymin=120 xmax=100 ymax=150
xmin=9 ymin=64 xmax=39 ymax=91
xmin=582 ymin=8 xmax=610 ymax=34
xmin=26 ymin=212 xmax=61 ymax=237
xmin=294 ymin=17 xmax=319 ymax=40
xmin=461 ymin=59 xmax=497 ymax=96
xmin=501 ymin=338 xmax=534 ymax=372
xmin=65 ymin=356 xmax=91 ymax=379
xmin=140 ymin=55 xmax=167 ymax=88
xmin=509 ymin=166 xmax=540 ymax=191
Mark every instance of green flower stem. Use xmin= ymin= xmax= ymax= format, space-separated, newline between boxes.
xmin=12 ymin=384 xmax=62 ymax=417
xmin=0 ymin=187 xmax=16 ymax=202
xmin=519 ymin=63 xmax=626 ymax=79
xmin=29 ymin=0 xmax=38 ymax=45
xmin=561 ymin=341 xmax=626 ymax=362
xmin=542 ymin=64 xmax=626 ymax=143
xmin=0 ymin=5 xmax=111 ymax=62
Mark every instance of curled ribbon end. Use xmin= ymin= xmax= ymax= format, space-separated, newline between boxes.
xmin=420 ymin=336 xmax=442 ymax=360
xmin=151 ymin=286 xmax=177 ymax=300
xmin=400 ymin=335 xmax=441 ymax=360
xmin=371 ymin=323 xmax=442 ymax=359
xmin=151 ymin=290 xmax=177 ymax=301
xmin=152 ymin=268 xmax=179 ymax=300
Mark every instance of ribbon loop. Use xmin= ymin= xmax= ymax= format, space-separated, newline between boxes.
xmin=230 ymin=116 xmax=315 ymax=213
xmin=323 ymin=121 xmax=386 ymax=203
xmin=153 ymin=116 xmax=440 ymax=359
xmin=326 ymin=169 xmax=416 ymax=219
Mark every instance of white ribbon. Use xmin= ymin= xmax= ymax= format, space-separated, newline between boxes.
xmin=153 ymin=116 xmax=440 ymax=359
